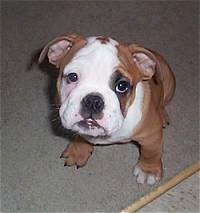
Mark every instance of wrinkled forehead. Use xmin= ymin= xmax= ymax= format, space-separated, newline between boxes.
xmin=63 ymin=37 xmax=120 ymax=83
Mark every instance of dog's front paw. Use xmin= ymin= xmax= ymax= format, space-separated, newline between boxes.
xmin=60 ymin=142 xmax=93 ymax=168
xmin=133 ymin=164 xmax=162 ymax=185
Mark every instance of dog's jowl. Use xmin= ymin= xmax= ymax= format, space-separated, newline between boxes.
xmin=39 ymin=33 xmax=175 ymax=185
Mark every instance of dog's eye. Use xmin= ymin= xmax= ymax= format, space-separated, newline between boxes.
xmin=115 ymin=80 xmax=130 ymax=93
xmin=65 ymin=73 xmax=78 ymax=83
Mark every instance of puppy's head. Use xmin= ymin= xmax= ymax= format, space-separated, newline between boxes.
xmin=39 ymin=33 xmax=157 ymax=139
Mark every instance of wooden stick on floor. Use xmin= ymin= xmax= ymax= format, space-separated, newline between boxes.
xmin=121 ymin=161 xmax=200 ymax=213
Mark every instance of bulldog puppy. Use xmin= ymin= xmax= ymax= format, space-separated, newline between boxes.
xmin=39 ymin=33 xmax=175 ymax=185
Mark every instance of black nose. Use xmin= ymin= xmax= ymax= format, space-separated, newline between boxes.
xmin=81 ymin=93 xmax=104 ymax=118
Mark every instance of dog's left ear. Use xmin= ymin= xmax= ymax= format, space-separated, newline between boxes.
xmin=129 ymin=44 xmax=158 ymax=80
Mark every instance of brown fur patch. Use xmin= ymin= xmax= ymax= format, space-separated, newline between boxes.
xmin=96 ymin=36 xmax=110 ymax=44
xmin=116 ymin=44 xmax=142 ymax=116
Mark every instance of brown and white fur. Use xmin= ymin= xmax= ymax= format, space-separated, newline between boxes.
xmin=39 ymin=33 xmax=175 ymax=185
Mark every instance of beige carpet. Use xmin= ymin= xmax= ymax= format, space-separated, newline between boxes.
xmin=1 ymin=1 xmax=199 ymax=212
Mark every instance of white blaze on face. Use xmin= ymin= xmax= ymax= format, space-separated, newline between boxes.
xmin=59 ymin=37 xmax=124 ymax=137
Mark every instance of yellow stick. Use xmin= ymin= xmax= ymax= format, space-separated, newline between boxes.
xmin=121 ymin=161 xmax=200 ymax=213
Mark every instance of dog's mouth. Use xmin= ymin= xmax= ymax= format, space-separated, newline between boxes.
xmin=78 ymin=118 xmax=101 ymax=129
xmin=74 ymin=118 xmax=107 ymax=137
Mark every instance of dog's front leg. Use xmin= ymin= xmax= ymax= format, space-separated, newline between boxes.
xmin=60 ymin=136 xmax=94 ymax=168
xmin=134 ymin=133 xmax=163 ymax=185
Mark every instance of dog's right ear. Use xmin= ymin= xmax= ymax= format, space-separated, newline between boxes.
xmin=38 ymin=34 xmax=86 ymax=68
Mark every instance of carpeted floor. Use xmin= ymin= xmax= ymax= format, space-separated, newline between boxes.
xmin=1 ymin=1 xmax=199 ymax=212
